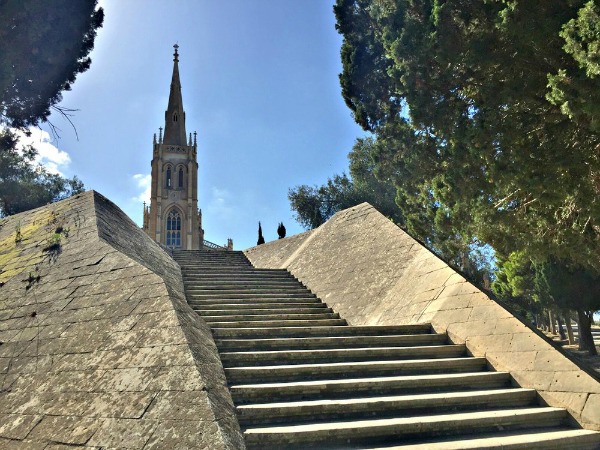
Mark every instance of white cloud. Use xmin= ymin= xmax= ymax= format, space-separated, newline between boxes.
xmin=132 ymin=173 xmax=151 ymax=203
xmin=14 ymin=127 xmax=71 ymax=175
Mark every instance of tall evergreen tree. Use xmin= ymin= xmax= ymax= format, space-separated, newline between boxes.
xmin=334 ymin=0 xmax=599 ymax=272
xmin=257 ymin=222 xmax=265 ymax=245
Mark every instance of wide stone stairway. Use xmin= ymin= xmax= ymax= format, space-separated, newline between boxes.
xmin=173 ymin=250 xmax=600 ymax=449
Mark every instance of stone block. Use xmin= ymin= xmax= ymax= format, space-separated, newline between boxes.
xmin=468 ymin=304 xmax=513 ymax=322
xmin=27 ymin=415 xmax=101 ymax=444
xmin=509 ymin=332 xmax=549 ymax=352
xmin=533 ymin=350 xmax=576 ymax=372
xmin=484 ymin=350 xmax=537 ymax=372
xmin=84 ymin=392 xmax=155 ymax=419
xmin=95 ymin=367 xmax=159 ymax=392
xmin=511 ymin=370 xmax=554 ymax=391
xmin=145 ymin=390 xmax=213 ymax=421
xmin=581 ymin=394 xmax=600 ymax=430
xmin=144 ymin=420 xmax=224 ymax=450
xmin=87 ymin=418 xmax=158 ymax=448
xmin=147 ymin=367 xmax=205 ymax=392
xmin=538 ymin=391 xmax=588 ymax=415
xmin=446 ymin=319 xmax=497 ymax=340
xmin=549 ymin=371 xmax=600 ymax=394
xmin=0 ymin=413 xmax=42 ymax=440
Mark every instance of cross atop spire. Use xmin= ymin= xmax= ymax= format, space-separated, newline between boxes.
xmin=173 ymin=44 xmax=179 ymax=62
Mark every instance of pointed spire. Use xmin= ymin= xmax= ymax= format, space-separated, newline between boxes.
xmin=188 ymin=132 xmax=192 ymax=146
xmin=163 ymin=44 xmax=187 ymax=145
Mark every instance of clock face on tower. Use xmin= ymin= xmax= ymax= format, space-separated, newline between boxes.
xmin=170 ymin=191 xmax=179 ymax=201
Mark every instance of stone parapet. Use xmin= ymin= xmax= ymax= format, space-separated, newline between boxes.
xmin=0 ymin=191 xmax=242 ymax=448
xmin=245 ymin=202 xmax=600 ymax=430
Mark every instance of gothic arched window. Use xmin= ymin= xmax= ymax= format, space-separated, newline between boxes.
xmin=178 ymin=167 xmax=184 ymax=188
xmin=166 ymin=209 xmax=182 ymax=248
xmin=166 ymin=167 xmax=172 ymax=188
xmin=173 ymin=112 xmax=178 ymax=122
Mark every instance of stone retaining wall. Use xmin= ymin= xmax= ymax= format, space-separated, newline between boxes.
xmin=245 ymin=202 xmax=600 ymax=430
xmin=0 ymin=191 xmax=242 ymax=449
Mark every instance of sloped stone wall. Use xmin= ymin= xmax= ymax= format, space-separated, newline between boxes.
xmin=0 ymin=191 xmax=242 ymax=449
xmin=245 ymin=202 xmax=600 ymax=430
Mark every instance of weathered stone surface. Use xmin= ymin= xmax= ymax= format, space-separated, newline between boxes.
xmin=245 ymin=202 xmax=600 ymax=431
xmin=0 ymin=191 xmax=242 ymax=448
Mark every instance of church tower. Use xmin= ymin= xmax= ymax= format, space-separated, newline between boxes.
xmin=143 ymin=45 xmax=204 ymax=249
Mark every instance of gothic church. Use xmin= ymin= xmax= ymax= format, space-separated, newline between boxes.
xmin=142 ymin=45 xmax=204 ymax=249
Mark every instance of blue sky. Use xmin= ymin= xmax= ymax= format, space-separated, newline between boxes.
xmin=35 ymin=1 xmax=364 ymax=250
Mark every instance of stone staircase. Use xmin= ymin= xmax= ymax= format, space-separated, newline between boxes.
xmin=173 ymin=250 xmax=600 ymax=449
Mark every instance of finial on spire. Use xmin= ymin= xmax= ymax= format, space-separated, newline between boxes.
xmin=158 ymin=127 xmax=163 ymax=143
xmin=173 ymin=44 xmax=179 ymax=62
xmin=193 ymin=131 xmax=197 ymax=146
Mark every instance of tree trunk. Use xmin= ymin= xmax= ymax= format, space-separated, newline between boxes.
xmin=565 ymin=315 xmax=575 ymax=345
xmin=539 ymin=311 xmax=548 ymax=332
xmin=549 ymin=310 xmax=557 ymax=335
xmin=556 ymin=315 xmax=567 ymax=341
xmin=577 ymin=309 xmax=598 ymax=356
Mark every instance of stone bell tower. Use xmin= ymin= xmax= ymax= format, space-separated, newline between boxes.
xmin=143 ymin=45 xmax=204 ymax=249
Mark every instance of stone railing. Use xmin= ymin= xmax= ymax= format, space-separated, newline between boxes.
xmin=203 ymin=239 xmax=228 ymax=251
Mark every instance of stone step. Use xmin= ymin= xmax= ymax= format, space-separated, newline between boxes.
xmin=366 ymin=428 xmax=600 ymax=450
xmin=178 ymin=255 xmax=252 ymax=259
xmin=203 ymin=312 xmax=340 ymax=324
xmin=176 ymin=256 xmax=248 ymax=261
xmin=211 ymin=324 xmax=432 ymax=339
xmin=237 ymin=388 xmax=537 ymax=426
xmin=197 ymin=307 xmax=334 ymax=317
xmin=231 ymin=372 xmax=510 ymax=404
xmin=225 ymin=357 xmax=488 ymax=383
xmin=183 ymin=276 xmax=297 ymax=283
xmin=183 ymin=275 xmax=297 ymax=282
xmin=242 ymin=407 xmax=567 ymax=448
xmin=195 ymin=302 xmax=329 ymax=311
xmin=189 ymin=298 xmax=323 ymax=307
xmin=215 ymin=333 xmax=447 ymax=351
xmin=176 ymin=257 xmax=249 ymax=261
xmin=181 ymin=267 xmax=282 ymax=272
xmin=184 ymin=280 xmax=303 ymax=288
xmin=185 ymin=287 xmax=311 ymax=295
xmin=187 ymin=292 xmax=317 ymax=300
xmin=180 ymin=264 xmax=252 ymax=268
xmin=176 ymin=253 xmax=600 ymax=449
xmin=208 ymin=318 xmax=348 ymax=328
xmin=220 ymin=344 xmax=466 ymax=367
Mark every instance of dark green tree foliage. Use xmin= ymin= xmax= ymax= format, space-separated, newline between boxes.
xmin=334 ymin=0 xmax=600 ymax=273
xmin=492 ymin=250 xmax=600 ymax=354
xmin=492 ymin=251 xmax=547 ymax=325
xmin=0 ymin=129 xmax=84 ymax=217
xmin=534 ymin=259 xmax=600 ymax=355
xmin=547 ymin=1 xmax=600 ymax=132
xmin=0 ymin=0 xmax=104 ymax=129
xmin=277 ymin=222 xmax=286 ymax=239
xmin=289 ymin=137 xmax=403 ymax=230
xmin=0 ymin=1 xmax=101 ymax=216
